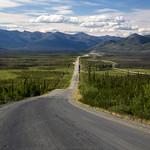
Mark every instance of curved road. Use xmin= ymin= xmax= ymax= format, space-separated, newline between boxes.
xmin=0 ymin=57 xmax=150 ymax=150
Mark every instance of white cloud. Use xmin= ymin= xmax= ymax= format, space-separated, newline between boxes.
xmin=31 ymin=14 xmax=126 ymax=25
xmin=15 ymin=0 xmax=33 ymax=3
xmin=31 ymin=14 xmax=110 ymax=24
xmin=51 ymin=6 xmax=74 ymax=15
xmin=29 ymin=12 xmax=150 ymax=36
xmin=31 ymin=15 xmax=65 ymax=23
xmin=0 ymin=12 xmax=30 ymax=23
xmin=31 ymin=14 xmax=126 ymax=29
xmin=83 ymin=15 xmax=111 ymax=22
xmin=0 ymin=0 xmax=66 ymax=9
xmin=0 ymin=24 xmax=22 ymax=31
xmin=115 ymin=16 xmax=125 ymax=23
xmin=114 ymin=24 xmax=138 ymax=31
xmin=126 ymin=9 xmax=150 ymax=28
xmin=55 ymin=9 xmax=73 ymax=15
xmin=30 ymin=15 xmax=80 ymax=24
xmin=138 ymin=28 xmax=150 ymax=35
xmin=81 ymin=2 xmax=100 ymax=6
xmin=0 ymin=0 xmax=21 ymax=8
xmin=96 ymin=8 xmax=120 ymax=13
xmin=80 ymin=16 xmax=125 ymax=28
xmin=80 ymin=22 xmax=107 ymax=28
xmin=0 ymin=0 xmax=36 ymax=8
xmin=0 ymin=3 xmax=149 ymax=36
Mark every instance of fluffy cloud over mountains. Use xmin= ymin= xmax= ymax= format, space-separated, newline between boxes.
xmin=30 ymin=12 xmax=150 ymax=36
xmin=0 ymin=0 xmax=149 ymax=36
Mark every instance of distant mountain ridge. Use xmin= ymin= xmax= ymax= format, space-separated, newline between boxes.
xmin=0 ymin=29 xmax=149 ymax=53
xmin=91 ymin=33 xmax=150 ymax=53
xmin=0 ymin=29 xmax=121 ymax=52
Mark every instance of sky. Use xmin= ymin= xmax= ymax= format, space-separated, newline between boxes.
xmin=0 ymin=0 xmax=150 ymax=36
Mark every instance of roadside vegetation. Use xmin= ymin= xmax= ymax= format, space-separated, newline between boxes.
xmin=79 ymin=56 xmax=150 ymax=120
xmin=0 ymin=53 xmax=76 ymax=104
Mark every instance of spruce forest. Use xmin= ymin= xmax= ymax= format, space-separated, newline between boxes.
xmin=79 ymin=56 xmax=150 ymax=120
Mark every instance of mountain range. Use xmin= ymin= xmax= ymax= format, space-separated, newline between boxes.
xmin=0 ymin=29 xmax=149 ymax=54
xmin=0 ymin=29 xmax=120 ymax=52
xmin=91 ymin=33 xmax=150 ymax=54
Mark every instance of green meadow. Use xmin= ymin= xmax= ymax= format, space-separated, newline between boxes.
xmin=0 ymin=53 xmax=76 ymax=104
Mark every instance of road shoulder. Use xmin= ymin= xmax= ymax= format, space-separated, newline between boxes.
xmin=68 ymin=88 xmax=150 ymax=134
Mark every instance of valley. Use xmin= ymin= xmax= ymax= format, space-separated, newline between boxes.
xmin=0 ymin=0 xmax=150 ymax=149
xmin=0 ymin=53 xmax=76 ymax=105
xmin=0 ymin=54 xmax=150 ymax=150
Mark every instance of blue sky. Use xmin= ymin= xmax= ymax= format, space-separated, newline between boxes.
xmin=0 ymin=0 xmax=150 ymax=36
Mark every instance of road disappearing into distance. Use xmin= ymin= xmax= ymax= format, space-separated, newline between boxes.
xmin=0 ymin=56 xmax=150 ymax=150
